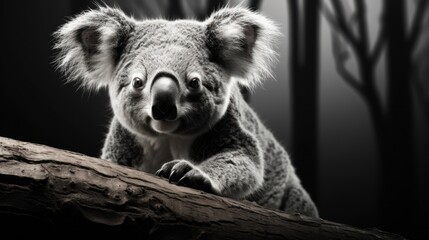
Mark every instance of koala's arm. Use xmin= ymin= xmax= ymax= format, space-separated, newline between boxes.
xmin=157 ymin=109 xmax=264 ymax=199
xmin=197 ymin=142 xmax=263 ymax=199
xmin=101 ymin=118 xmax=144 ymax=167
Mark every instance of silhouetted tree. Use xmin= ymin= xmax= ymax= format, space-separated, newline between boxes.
xmin=323 ymin=0 xmax=428 ymax=237
xmin=288 ymin=0 xmax=321 ymax=202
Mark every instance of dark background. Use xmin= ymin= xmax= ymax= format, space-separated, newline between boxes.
xmin=1 ymin=0 xmax=428 ymax=239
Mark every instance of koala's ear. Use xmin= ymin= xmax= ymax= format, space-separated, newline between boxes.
xmin=205 ymin=7 xmax=280 ymax=88
xmin=54 ymin=7 xmax=135 ymax=89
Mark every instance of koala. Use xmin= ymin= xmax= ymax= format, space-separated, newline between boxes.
xmin=55 ymin=6 xmax=318 ymax=217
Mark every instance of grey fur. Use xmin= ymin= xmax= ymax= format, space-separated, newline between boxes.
xmin=55 ymin=6 xmax=318 ymax=217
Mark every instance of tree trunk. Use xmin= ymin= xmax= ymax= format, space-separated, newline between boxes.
xmin=248 ymin=0 xmax=262 ymax=11
xmin=289 ymin=0 xmax=320 ymax=202
xmin=382 ymin=0 xmax=415 ymax=236
xmin=167 ymin=0 xmax=185 ymax=20
xmin=0 ymin=136 xmax=404 ymax=239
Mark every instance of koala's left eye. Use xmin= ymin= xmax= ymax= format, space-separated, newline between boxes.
xmin=188 ymin=77 xmax=200 ymax=90
xmin=132 ymin=77 xmax=144 ymax=89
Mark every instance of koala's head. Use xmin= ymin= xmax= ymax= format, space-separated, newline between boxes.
xmin=55 ymin=7 xmax=279 ymax=137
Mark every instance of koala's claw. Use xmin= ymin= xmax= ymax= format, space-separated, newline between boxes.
xmin=168 ymin=170 xmax=176 ymax=183
xmin=155 ymin=169 xmax=164 ymax=177
xmin=156 ymin=160 xmax=215 ymax=194
xmin=169 ymin=162 xmax=193 ymax=183
xmin=177 ymin=170 xmax=214 ymax=194
xmin=176 ymin=177 xmax=187 ymax=186
xmin=155 ymin=159 xmax=180 ymax=178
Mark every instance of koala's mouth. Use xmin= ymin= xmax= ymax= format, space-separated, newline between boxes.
xmin=150 ymin=119 xmax=180 ymax=134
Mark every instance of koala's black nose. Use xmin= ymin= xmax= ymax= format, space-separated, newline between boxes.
xmin=152 ymin=103 xmax=177 ymax=121
xmin=151 ymin=75 xmax=179 ymax=121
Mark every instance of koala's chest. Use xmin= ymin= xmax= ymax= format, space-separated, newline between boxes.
xmin=139 ymin=137 xmax=194 ymax=173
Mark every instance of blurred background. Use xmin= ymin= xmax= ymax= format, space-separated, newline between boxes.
xmin=1 ymin=0 xmax=428 ymax=239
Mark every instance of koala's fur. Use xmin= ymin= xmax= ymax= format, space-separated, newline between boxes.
xmin=55 ymin=6 xmax=318 ymax=217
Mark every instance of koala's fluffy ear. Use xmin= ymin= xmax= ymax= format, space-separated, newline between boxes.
xmin=205 ymin=7 xmax=280 ymax=88
xmin=54 ymin=7 xmax=135 ymax=89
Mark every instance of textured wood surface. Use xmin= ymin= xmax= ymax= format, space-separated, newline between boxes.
xmin=0 ymin=136 xmax=404 ymax=239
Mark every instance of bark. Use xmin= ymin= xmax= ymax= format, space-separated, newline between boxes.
xmin=0 ymin=136 xmax=404 ymax=239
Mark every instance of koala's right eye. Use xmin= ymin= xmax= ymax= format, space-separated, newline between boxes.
xmin=132 ymin=77 xmax=144 ymax=89
xmin=188 ymin=77 xmax=200 ymax=90
xmin=187 ymin=73 xmax=203 ymax=91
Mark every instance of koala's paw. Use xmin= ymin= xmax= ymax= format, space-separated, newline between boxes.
xmin=155 ymin=160 xmax=216 ymax=194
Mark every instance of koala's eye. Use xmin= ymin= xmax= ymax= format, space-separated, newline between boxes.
xmin=188 ymin=77 xmax=200 ymax=90
xmin=132 ymin=77 xmax=144 ymax=89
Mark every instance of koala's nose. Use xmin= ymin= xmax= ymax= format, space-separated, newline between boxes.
xmin=151 ymin=76 xmax=179 ymax=121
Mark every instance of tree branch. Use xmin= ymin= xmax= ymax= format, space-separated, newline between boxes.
xmin=371 ymin=17 xmax=386 ymax=63
xmin=329 ymin=0 xmax=360 ymax=51
xmin=354 ymin=0 xmax=369 ymax=54
xmin=331 ymin=32 xmax=363 ymax=93
xmin=326 ymin=1 xmax=363 ymax=93
xmin=408 ymin=0 xmax=429 ymax=49
xmin=0 ymin=136 xmax=405 ymax=239
xmin=354 ymin=0 xmax=376 ymax=88
xmin=321 ymin=2 xmax=339 ymax=30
